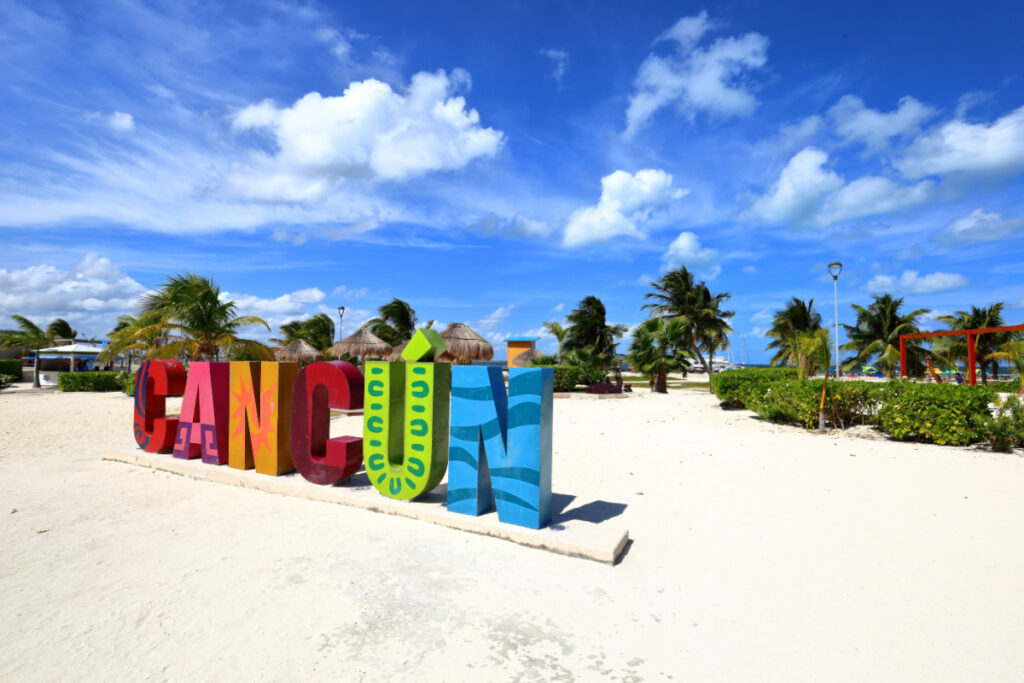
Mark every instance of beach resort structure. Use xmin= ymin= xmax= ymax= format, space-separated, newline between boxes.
xmin=506 ymin=336 xmax=538 ymax=367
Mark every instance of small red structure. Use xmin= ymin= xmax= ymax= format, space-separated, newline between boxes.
xmin=900 ymin=324 xmax=1024 ymax=386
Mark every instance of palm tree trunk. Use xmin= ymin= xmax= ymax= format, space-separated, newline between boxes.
xmin=32 ymin=346 xmax=41 ymax=388
xmin=656 ymin=365 xmax=667 ymax=393
xmin=691 ymin=331 xmax=710 ymax=373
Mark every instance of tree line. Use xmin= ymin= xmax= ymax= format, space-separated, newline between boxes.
xmin=766 ymin=295 xmax=1022 ymax=383
xmin=3 ymin=268 xmax=1018 ymax=390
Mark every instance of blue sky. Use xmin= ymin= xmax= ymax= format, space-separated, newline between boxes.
xmin=2 ymin=0 xmax=1023 ymax=362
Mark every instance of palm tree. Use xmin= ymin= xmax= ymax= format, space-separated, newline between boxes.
xmin=990 ymin=338 xmax=1024 ymax=395
xmin=0 ymin=315 xmax=49 ymax=387
xmin=841 ymin=294 xmax=930 ymax=378
xmin=563 ymin=296 xmax=627 ymax=367
xmin=275 ymin=313 xmax=335 ymax=353
xmin=364 ymin=298 xmax=417 ymax=347
xmin=765 ymin=298 xmax=822 ymax=373
xmin=137 ymin=273 xmax=272 ymax=361
xmin=643 ymin=266 xmax=734 ymax=381
xmin=628 ymin=317 xmax=692 ymax=393
xmin=936 ymin=303 xmax=1006 ymax=384
xmin=542 ymin=321 xmax=567 ymax=361
xmin=100 ymin=313 xmax=165 ymax=370
xmin=793 ymin=328 xmax=832 ymax=380
xmin=46 ymin=318 xmax=78 ymax=343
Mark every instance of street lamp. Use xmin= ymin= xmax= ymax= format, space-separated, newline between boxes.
xmin=337 ymin=306 xmax=345 ymax=343
xmin=828 ymin=262 xmax=842 ymax=380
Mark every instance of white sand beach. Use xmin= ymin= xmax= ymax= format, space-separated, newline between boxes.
xmin=2 ymin=386 xmax=1023 ymax=681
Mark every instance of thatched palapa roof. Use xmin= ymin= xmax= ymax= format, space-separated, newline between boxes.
xmin=386 ymin=340 xmax=408 ymax=362
xmin=274 ymin=339 xmax=323 ymax=364
xmin=331 ymin=328 xmax=392 ymax=359
xmin=436 ymin=322 xmax=493 ymax=365
xmin=509 ymin=347 xmax=542 ymax=367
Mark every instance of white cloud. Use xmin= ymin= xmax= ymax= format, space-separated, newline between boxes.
xmin=829 ymin=95 xmax=936 ymax=151
xmin=539 ymin=48 xmax=568 ymax=85
xmin=938 ymin=208 xmax=1024 ymax=244
xmin=326 ymin=216 xmax=381 ymax=241
xmin=0 ymin=254 xmax=145 ymax=322
xmin=0 ymin=254 xmax=147 ymax=338
xmin=761 ymin=115 xmax=825 ymax=152
xmin=821 ymin=175 xmax=935 ymax=224
xmin=625 ymin=11 xmax=769 ymax=136
xmin=270 ymin=227 xmax=308 ymax=245
xmin=331 ymin=285 xmax=369 ymax=299
xmin=865 ymin=270 xmax=969 ymax=295
xmin=551 ymin=303 xmax=564 ymax=313
xmin=896 ymin=105 xmax=1024 ymax=179
xmin=467 ymin=213 xmax=554 ymax=238
xmin=333 ymin=306 xmax=373 ymax=335
xmin=478 ymin=305 xmax=513 ymax=331
xmin=662 ymin=231 xmax=717 ymax=272
xmin=312 ymin=25 xmax=401 ymax=81
xmin=742 ymin=265 xmax=756 ymax=274
xmin=748 ymin=148 xmax=843 ymax=226
xmin=564 ymin=169 xmax=687 ymax=247
xmin=314 ymin=26 xmax=356 ymax=61
xmin=108 ymin=111 xmax=135 ymax=132
xmin=224 ymin=287 xmax=326 ymax=322
xmin=228 ymin=69 xmax=504 ymax=201
xmin=749 ymin=147 xmax=933 ymax=228
xmin=751 ymin=309 xmax=773 ymax=324
xmin=955 ymin=91 xmax=989 ymax=119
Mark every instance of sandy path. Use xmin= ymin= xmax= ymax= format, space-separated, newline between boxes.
xmin=1 ymin=387 xmax=1022 ymax=681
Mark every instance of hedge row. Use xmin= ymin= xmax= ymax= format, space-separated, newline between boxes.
xmin=710 ymin=367 xmax=799 ymax=408
xmin=0 ymin=358 xmax=22 ymax=376
xmin=711 ymin=368 xmax=1009 ymax=448
xmin=57 ymin=371 xmax=123 ymax=392
xmin=117 ymin=370 xmax=136 ymax=396
xmin=532 ymin=365 xmax=582 ymax=392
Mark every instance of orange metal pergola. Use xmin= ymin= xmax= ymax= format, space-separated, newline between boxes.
xmin=900 ymin=324 xmax=1024 ymax=386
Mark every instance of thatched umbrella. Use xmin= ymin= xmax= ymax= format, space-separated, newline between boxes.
xmin=437 ymin=323 xmax=493 ymax=365
xmin=274 ymin=339 xmax=323 ymax=364
xmin=386 ymin=340 xmax=408 ymax=362
xmin=509 ymin=347 xmax=542 ymax=368
xmin=331 ymin=328 xmax=392 ymax=366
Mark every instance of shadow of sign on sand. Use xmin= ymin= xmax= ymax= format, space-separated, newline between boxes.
xmin=335 ymin=473 xmax=627 ymax=526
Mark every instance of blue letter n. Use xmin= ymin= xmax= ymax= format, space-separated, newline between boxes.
xmin=446 ymin=366 xmax=553 ymax=529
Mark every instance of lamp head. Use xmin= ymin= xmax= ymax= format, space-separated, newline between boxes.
xmin=828 ymin=261 xmax=843 ymax=279
xmin=338 ymin=306 xmax=346 ymax=315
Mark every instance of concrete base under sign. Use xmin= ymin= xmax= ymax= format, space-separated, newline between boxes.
xmin=103 ymin=449 xmax=629 ymax=564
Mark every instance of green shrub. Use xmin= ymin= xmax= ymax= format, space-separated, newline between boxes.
xmin=753 ymin=379 xmax=821 ymax=427
xmin=750 ymin=379 xmax=897 ymax=429
xmin=0 ymin=373 xmax=17 ymax=390
xmin=0 ymin=359 xmax=22 ymax=376
xmin=530 ymin=354 xmax=559 ymax=366
xmin=57 ymin=371 xmax=122 ymax=392
xmin=985 ymin=395 xmax=1024 ymax=452
xmin=710 ymin=367 xmax=799 ymax=408
xmin=989 ymin=378 xmax=1022 ymax=393
xmin=577 ymin=365 xmax=607 ymax=386
xmin=877 ymin=383 xmax=994 ymax=446
xmin=116 ymin=370 xmax=136 ymax=396
xmin=534 ymin=365 xmax=581 ymax=392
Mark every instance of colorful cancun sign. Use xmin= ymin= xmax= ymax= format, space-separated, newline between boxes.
xmin=132 ymin=330 xmax=554 ymax=529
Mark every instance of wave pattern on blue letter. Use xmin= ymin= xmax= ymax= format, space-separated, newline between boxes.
xmin=446 ymin=366 xmax=553 ymax=529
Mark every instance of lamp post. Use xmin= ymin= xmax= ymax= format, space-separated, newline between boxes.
xmin=337 ymin=306 xmax=345 ymax=343
xmin=828 ymin=262 xmax=842 ymax=380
